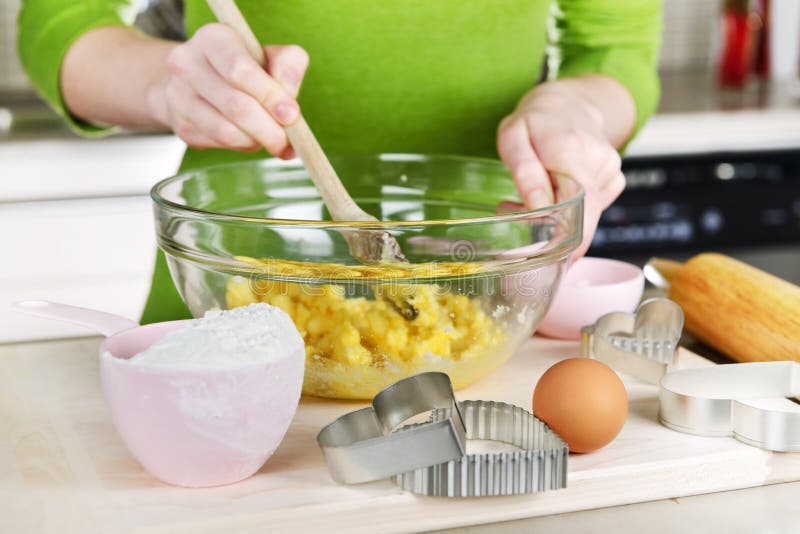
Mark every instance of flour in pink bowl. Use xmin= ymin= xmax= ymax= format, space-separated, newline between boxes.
xmin=124 ymin=303 xmax=304 ymax=370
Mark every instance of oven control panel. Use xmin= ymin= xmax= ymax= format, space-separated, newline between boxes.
xmin=590 ymin=149 xmax=800 ymax=254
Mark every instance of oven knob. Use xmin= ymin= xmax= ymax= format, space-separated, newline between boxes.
xmin=701 ymin=208 xmax=724 ymax=234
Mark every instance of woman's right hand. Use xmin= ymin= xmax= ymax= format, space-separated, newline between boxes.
xmin=147 ymin=23 xmax=309 ymax=158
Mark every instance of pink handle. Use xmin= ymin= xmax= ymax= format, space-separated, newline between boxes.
xmin=12 ymin=300 xmax=139 ymax=337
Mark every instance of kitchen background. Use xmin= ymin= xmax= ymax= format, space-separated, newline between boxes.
xmin=2 ymin=0 xmax=800 ymax=343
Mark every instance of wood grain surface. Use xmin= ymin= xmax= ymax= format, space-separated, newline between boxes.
xmin=2 ymin=336 xmax=799 ymax=533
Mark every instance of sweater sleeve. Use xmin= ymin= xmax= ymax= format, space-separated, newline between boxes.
xmin=549 ymin=0 xmax=662 ymax=138
xmin=17 ymin=0 xmax=136 ymax=136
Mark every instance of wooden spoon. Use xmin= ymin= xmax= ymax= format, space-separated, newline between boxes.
xmin=205 ymin=0 xmax=407 ymax=266
xmin=205 ymin=0 xmax=417 ymax=320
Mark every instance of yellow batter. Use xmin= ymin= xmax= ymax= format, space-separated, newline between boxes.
xmin=225 ymin=257 xmax=508 ymax=398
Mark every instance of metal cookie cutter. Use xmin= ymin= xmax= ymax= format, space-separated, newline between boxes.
xmin=581 ymin=298 xmax=684 ymax=384
xmin=660 ymin=361 xmax=800 ymax=452
xmin=316 ymin=372 xmax=466 ymax=484
xmin=395 ymin=400 xmax=568 ymax=497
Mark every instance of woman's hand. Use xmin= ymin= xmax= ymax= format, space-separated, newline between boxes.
xmin=147 ymin=23 xmax=309 ymax=158
xmin=497 ymin=75 xmax=635 ymax=258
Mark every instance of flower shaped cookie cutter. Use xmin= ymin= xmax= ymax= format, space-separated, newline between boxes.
xmin=660 ymin=362 xmax=800 ymax=452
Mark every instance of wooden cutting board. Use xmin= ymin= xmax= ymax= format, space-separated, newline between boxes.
xmin=2 ymin=336 xmax=799 ymax=533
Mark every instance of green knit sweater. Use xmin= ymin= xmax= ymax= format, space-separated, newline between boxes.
xmin=18 ymin=0 xmax=662 ymax=323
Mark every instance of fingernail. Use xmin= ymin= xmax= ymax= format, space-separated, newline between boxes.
xmin=282 ymin=146 xmax=296 ymax=160
xmin=526 ymin=189 xmax=551 ymax=209
xmin=275 ymin=101 xmax=299 ymax=124
xmin=496 ymin=201 xmax=524 ymax=215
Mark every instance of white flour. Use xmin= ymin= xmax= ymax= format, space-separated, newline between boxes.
xmin=127 ymin=303 xmax=303 ymax=369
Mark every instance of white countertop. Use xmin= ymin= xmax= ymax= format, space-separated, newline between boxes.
xmin=625 ymin=108 xmax=800 ymax=157
xmin=2 ymin=334 xmax=799 ymax=533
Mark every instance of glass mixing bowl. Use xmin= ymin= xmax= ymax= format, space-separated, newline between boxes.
xmin=151 ymin=154 xmax=583 ymax=399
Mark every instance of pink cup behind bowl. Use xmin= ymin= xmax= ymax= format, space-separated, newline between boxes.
xmin=537 ymin=257 xmax=644 ymax=340
xmin=99 ymin=321 xmax=304 ymax=487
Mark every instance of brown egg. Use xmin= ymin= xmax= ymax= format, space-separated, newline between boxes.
xmin=533 ymin=358 xmax=628 ymax=453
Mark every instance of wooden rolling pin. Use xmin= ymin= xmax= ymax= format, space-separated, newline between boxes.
xmin=647 ymin=253 xmax=800 ymax=363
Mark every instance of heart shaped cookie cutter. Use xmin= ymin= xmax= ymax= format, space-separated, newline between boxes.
xmin=581 ymin=298 xmax=684 ymax=384
xmin=660 ymin=362 xmax=800 ymax=452
xmin=316 ymin=372 xmax=466 ymax=484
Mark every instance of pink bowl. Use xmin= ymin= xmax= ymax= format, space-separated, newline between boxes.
xmin=536 ymin=257 xmax=644 ymax=340
xmin=14 ymin=301 xmax=304 ymax=488
xmin=99 ymin=321 xmax=304 ymax=487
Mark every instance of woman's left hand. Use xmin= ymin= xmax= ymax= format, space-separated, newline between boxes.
xmin=497 ymin=77 xmax=630 ymax=258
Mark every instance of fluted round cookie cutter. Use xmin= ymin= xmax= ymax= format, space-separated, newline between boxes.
xmin=395 ymin=400 xmax=568 ymax=497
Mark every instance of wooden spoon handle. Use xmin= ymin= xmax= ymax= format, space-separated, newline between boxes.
xmin=205 ymin=0 xmax=375 ymax=223
xmin=285 ymin=117 xmax=377 ymax=222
